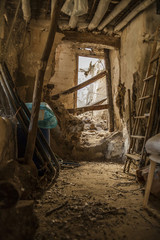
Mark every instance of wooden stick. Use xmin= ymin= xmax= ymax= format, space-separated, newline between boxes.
xmin=24 ymin=0 xmax=62 ymax=164
xmin=68 ymin=104 xmax=109 ymax=115
xmin=4 ymin=0 xmax=21 ymax=56
xmin=128 ymin=89 xmax=132 ymax=136
xmin=104 ymin=49 xmax=114 ymax=132
xmin=52 ymin=71 xmax=106 ymax=100
xmin=45 ymin=201 xmax=68 ymax=217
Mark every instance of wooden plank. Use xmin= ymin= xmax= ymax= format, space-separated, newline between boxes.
xmin=87 ymin=0 xmax=97 ymax=21
xmin=52 ymin=71 xmax=106 ymax=100
xmin=143 ymin=75 xmax=155 ymax=81
xmin=143 ymin=161 xmax=156 ymax=207
xmin=139 ymin=95 xmax=152 ymax=100
xmin=151 ymin=48 xmax=160 ymax=63
xmin=134 ymin=115 xmax=147 ymax=119
xmin=61 ymin=31 xmax=120 ymax=49
xmin=128 ymin=89 xmax=132 ymax=136
xmin=73 ymin=54 xmax=78 ymax=110
xmin=104 ymin=49 xmax=114 ymax=132
xmin=126 ymin=153 xmax=141 ymax=161
xmin=24 ymin=0 xmax=62 ymax=164
xmin=131 ymin=135 xmax=145 ymax=139
xmin=68 ymin=104 xmax=109 ymax=115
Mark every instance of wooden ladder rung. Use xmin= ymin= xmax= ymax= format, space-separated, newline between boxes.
xmin=131 ymin=135 xmax=145 ymax=139
xmin=143 ymin=75 xmax=155 ymax=82
xmin=126 ymin=153 xmax=141 ymax=161
xmin=134 ymin=115 xmax=148 ymax=119
xmin=151 ymin=48 xmax=160 ymax=63
xmin=144 ymin=113 xmax=150 ymax=117
xmin=139 ymin=95 xmax=152 ymax=100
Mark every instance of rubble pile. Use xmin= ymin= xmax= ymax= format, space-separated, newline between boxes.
xmin=44 ymin=87 xmax=124 ymax=162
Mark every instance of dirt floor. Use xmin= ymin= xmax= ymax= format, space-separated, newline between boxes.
xmin=34 ymin=162 xmax=160 ymax=240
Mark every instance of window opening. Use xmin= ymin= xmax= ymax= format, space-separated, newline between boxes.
xmin=77 ymin=56 xmax=108 ymax=126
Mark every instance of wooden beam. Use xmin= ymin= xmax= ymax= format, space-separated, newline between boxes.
xmin=88 ymin=0 xmax=111 ymax=30
xmin=128 ymin=89 xmax=132 ymax=137
xmin=114 ymin=0 xmax=155 ymax=32
xmin=73 ymin=54 xmax=78 ymax=110
xmin=62 ymin=31 xmax=120 ymax=49
xmin=104 ymin=49 xmax=114 ymax=132
xmin=92 ymin=97 xmax=107 ymax=106
xmin=4 ymin=0 xmax=21 ymax=56
xmin=69 ymin=15 xmax=78 ymax=29
xmin=24 ymin=0 xmax=62 ymax=164
xmin=98 ymin=0 xmax=132 ymax=30
xmin=88 ymin=0 xmax=97 ymax=21
xmin=68 ymin=104 xmax=109 ymax=115
xmin=52 ymin=71 xmax=106 ymax=100
xmin=21 ymin=0 xmax=31 ymax=23
xmin=0 ymin=0 xmax=6 ymax=40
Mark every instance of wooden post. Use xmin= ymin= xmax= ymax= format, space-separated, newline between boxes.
xmin=143 ymin=160 xmax=156 ymax=207
xmin=24 ymin=0 xmax=62 ymax=164
xmin=4 ymin=0 xmax=21 ymax=56
xmin=0 ymin=0 xmax=6 ymax=61
xmin=73 ymin=54 xmax=78 ymax=111
xmin=0 ymin=0 xmax=6 ymax=40
xmin=128 ymin=89 xmax=132 ymax=137
xmin=104 ymin=49 xmax=114 ymax=132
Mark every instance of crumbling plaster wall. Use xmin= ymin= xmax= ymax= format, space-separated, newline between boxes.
xmin=15 ymin=20 xmax=64 ymax=103
xmin=1 ymin=16 xmax=64 ymax=103
xmin=49 ymin=41 xmax=77 ymax=109
xmin=110 ymin=3 xmax=160 ymax=153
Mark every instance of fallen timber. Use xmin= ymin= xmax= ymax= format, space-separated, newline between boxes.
xmin=68 ymin=104 xmax=109 ymax=115
xmin=52 ymin=71 xmax=106 ymax=100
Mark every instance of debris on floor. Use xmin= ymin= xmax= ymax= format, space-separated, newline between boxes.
xmin=34 ymin=162 xmax=160 ymax=240
xmin=137 ymin=165 xmax=160 ymax=197
xmin=44 ymin=89 xmax=124 ymax=162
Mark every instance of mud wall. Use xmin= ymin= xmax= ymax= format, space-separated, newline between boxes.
xmin=110 ymin=3 xmax=160 ymax=152
xmin=0 ymin=14 xmax=64 ymax=103
xmin=15 ymin=20 xmax=64 ymax=103
xmin=49 ymin=41 xmax=77 ymax=109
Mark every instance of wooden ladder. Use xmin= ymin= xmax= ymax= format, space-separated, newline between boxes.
xmin=124 ymin=27 xmax=160 ymax=173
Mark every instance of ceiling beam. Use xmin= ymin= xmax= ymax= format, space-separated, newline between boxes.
xmin=62 ymin=31 xmax=120 ymax=49
xmin=98 ymin=0 xmax=132 ymax=30
xmin=114 ymin=0 xmax=155 ymax=32
xmin=88 ymin=0 xmax=111 ymax=30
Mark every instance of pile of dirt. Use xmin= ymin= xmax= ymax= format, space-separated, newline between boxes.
xmin=34 ymin=162 xmax=160 ymax=240
xmin=43 ymin=88 xmax=84 ymax=159
xmin=43 ymin=87 xmax=124 ymax=162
